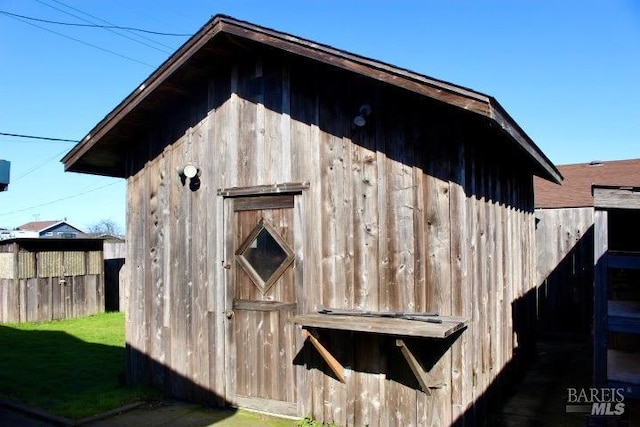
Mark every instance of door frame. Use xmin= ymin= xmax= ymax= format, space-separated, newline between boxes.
xmin=219 ymin=183 xmax=309 ymax=416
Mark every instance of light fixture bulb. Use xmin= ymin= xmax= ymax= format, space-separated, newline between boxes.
xmin=353 ymin=104 xmax=371 ymax=127
xmin=183 ymin=164 xmax=199 ymax=179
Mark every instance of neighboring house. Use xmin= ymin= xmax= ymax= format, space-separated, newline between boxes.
xmin=17 ymin=219 xmax=85 ymax=238
xmin=62 ymin=15 xmax=561 ymax=425
xmin=534 ymin=158 xmax=640 ymax=398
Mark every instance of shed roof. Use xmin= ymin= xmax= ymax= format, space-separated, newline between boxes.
xmin=62 ymin=14 xmax=562 ymax=184
xmin=534 ymin=158 xmax=640 ymax=208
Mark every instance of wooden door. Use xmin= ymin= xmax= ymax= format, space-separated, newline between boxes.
xmin=224 ymin=194 xmax=299 ymax=415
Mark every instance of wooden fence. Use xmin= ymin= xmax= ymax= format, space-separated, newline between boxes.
xmin=0 ymin=238 xmax=104 ymax=323
xmin=535 ymin=207 xmax=594 ymax=336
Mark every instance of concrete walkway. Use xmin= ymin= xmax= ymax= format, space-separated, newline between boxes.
xmin=498 ymin=338 xmax=639 ymax=427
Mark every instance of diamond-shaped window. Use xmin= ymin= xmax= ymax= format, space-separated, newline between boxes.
xmin=236 ymin=219 xmax=295 ymax=294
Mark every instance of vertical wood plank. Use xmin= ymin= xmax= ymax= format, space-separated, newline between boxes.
xmin=593 ymin=209 xmax=608 ymax=388
xmin=423 ymin=130 xmax=453 ymax=426
xmin=290 ymin=65 xmax=322 ymax=419
xmin=223 ymin=197 xmax=237 ymax=403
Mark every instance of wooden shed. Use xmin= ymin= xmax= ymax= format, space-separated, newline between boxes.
xmin=534 ymin=159 xmax=640 ymax=400
xmin=62 ymin=15 xmax=561 ymax=426
xmin=0 ymin=238 xmax=104 ymax=323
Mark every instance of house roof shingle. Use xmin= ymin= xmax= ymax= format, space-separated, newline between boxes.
xmin=18 ymin=220 xmax=84 ymax=234
xmin=534 ymin=158 xmax=640 ymax=209
xmin=18 ymin=220 xmax=64 ymax=232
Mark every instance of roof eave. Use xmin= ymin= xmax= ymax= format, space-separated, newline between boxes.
xmin=62 ymin=17 xmax=224 ymax=172
xmin=489 ymin=99 xmax=563 ymax=185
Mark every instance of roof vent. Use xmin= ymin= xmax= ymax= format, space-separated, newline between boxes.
xmin=589 ymin=160 xmax=603 ymax=166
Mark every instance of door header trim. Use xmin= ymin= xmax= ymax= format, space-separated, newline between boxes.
xmin=217 ymin=182 xmax=309 ymax=198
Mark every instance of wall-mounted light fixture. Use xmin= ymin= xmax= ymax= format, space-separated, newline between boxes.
xmin=353 ymin=104 xmax=371 ymax=127
xmin=181 ymin=163 xmax=200 ymax=179
xmin=178 ymin=163 xmax=201 ymax=191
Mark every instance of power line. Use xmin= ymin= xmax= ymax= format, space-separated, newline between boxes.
xmin=13 ymin=147 xmax=71 ymax=182
xmin=0 ymin=181 xmax=120 ymax=217
xmin=3 ymin=12 xmax=155 ymax=68
xmin=0 ymin=132 xmax=79 ymax=143
xmin=33 ymin=0 xmax=172 ymax=54
xmin=48 ymin=0 xmax=180 ymax=51
xmin=0 ymin=9 xmax=191 ymax=36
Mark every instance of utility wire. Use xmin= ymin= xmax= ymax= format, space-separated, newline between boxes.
xmin=0 ymin=10 xmax=191 ymax=36
xmin=0 ymin=132 xmax=79 ymax=143
xmin=33 ymin=0 xmax=172 ymax=54
xmin=12 ymin=147 xmax=71 ymax=182
xmin=2 ymin=12 xmax=155 ymax=68
xmin=48 ymin=0 xmax=179 ymax=51
xmin=0 ymin=181 xmax=120 ymax=217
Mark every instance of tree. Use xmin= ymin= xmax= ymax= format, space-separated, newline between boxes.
xmin=86 ymin=219 xmax=122 ymax=236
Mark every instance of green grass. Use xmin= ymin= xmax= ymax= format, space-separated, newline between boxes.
xmin=0 ymin=312 xmax=160 ymax=419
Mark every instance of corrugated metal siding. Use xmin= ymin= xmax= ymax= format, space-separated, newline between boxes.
xmin=17 ymin=252 xmax=35 ymax=279
xmin=87 ymin=251 xmax=103 ymax=275
xmin=63 ymin=251 xmax=86 ymax=276
xmin=37 ymin=252 xmax=63 ymax=278
xmin=0 ymin=253 xmax=13 ymax=279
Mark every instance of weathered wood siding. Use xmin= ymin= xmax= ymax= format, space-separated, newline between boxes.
xmin=0 ymin=241 xmax=104 ymax=323
xmin=535 ymin=207 xmax=594 ymax=336
xmin=125 ymin=53 xmax=540 ymax=425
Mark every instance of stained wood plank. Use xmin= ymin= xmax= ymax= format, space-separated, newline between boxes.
xmin=422 ymin=122 xmax=453 ymax=426
xmin=233 ymin=300 xmax=296 ymax=311
xmin=233 ymin=194 xmax=294 ymax=211
xmin=593 ymin=186 xmax=640 ymax=210
xmin=593 ymin=209 xmax=608 ymax=388
xmin=291 ymin=313 xmax=467 ymax=338
xmin=450 ymin=135 xmax=473 ymax=425
xmin=223 ymin=197 xmax=237 ymax=403
xmin=192 ymin=120 xmax=211 ymax=400
xmin=125 ymin=173 xmax=141 ymax=382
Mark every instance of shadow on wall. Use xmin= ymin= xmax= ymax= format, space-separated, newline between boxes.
xmin=289 ymin=288 xmax=538 ymax=426
xmin=451 ymin=285 xmax=539 ymax=426
xmin=536 ymin=225 xmax=594 ymax=338
xmin=294 ymin=328 xmax=465 ymax=388
xmin=126 ymin=342 xmax=230 ymax=409
xmin=104 ymin=258 xmax=125 ymax=312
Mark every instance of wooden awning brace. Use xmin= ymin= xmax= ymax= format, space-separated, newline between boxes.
xmin=291 ymin=307 xmax=469 ymax=394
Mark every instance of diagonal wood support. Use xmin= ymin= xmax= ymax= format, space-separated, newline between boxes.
xmin=396 ymin=339 xmax=445 ymax=395
xmin=302 ymin=328 xmax=346 ymax=383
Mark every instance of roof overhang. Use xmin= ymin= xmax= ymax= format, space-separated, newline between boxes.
xmin=62 ymin=14 xmax=562 ymax=184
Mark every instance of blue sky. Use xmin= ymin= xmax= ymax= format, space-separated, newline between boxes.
xmin=1 ymin=0 xmax=638 ymax=232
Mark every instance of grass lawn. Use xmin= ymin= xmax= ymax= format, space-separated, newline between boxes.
xmin=0 ymin=311 xmax=160 ymax=419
